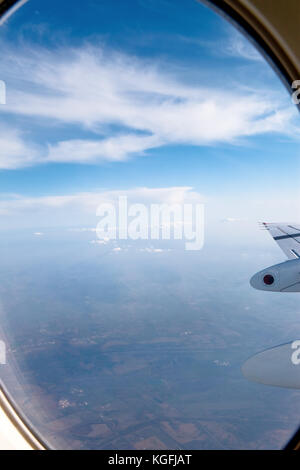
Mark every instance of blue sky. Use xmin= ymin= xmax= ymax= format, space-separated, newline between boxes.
xmin=0 ymin=0 xmax=299 ymax=231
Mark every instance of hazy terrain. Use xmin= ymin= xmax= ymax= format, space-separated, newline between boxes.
xmin=1 ymin=226 xmax=300 ymax=449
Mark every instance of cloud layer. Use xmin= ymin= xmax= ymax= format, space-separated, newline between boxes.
xmin=0 ymin=186 xmax=204 ymax=229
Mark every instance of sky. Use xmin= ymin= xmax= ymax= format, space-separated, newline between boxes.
xmin=0 ymin=0 xmax=300 ymax=234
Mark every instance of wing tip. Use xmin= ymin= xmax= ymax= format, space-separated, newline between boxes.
xmin=258 ymin=221 xmax=270 ymax=230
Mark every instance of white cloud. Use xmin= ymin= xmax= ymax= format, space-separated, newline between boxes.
xmin=221 ymin=217 xmax=247 ymax=223
xmin=139 ymin=246 xmax=171 ymax=253
xmin=0 ymin=186 xmax=204 ymax=229
xmin=47 ymin=134 xmax=161 ymax=164
xmin=0 ymin=43 xmax=299 ymax=169
xmin=69 ymin=227 xmax=97 ymax=232
xmin=222 ymin=31 xmax=264 ymax=62
xmin=214 ymin=360 xmax=230 ymax=367
xmin=89 ymin=239 xmax=109 ymax=245
xmin=0 ymin=128 xmax=41 ymax=169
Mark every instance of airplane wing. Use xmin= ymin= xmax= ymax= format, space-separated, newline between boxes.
xmin=261 ymin=222 xmax=300 ymax=260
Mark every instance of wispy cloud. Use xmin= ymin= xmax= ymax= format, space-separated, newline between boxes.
xmin=221 ymin=30 xmax=264 ymax=62
xmin=0 ymin=42 xmax=299 ymax=169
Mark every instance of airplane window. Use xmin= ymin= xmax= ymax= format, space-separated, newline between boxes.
xmin=1 ymin=0 xmax=300 ymax=450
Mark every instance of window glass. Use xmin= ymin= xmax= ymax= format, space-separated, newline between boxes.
xmin=0 ymin=0 xmax=300 ymax=450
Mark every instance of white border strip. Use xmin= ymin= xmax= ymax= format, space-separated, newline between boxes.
xmin=0 ymin=388 xmax=45 ymax=450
